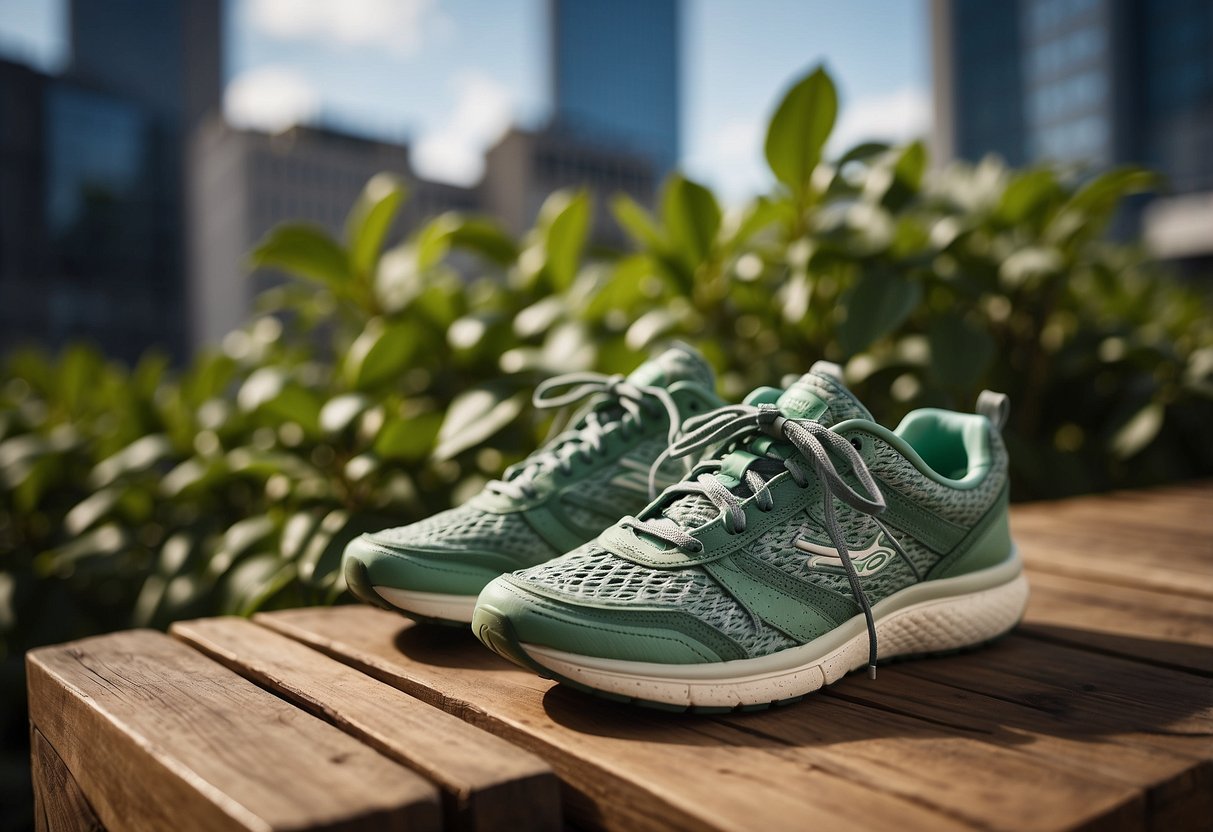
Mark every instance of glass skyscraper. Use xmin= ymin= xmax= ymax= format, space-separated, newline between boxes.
xmin=551 ymin=0 xmax=681 ymax=174
xmin=932 ymin=0 xmax=1213 ymax=269
xmin=0 ymin=0 xmax=221 ymax=361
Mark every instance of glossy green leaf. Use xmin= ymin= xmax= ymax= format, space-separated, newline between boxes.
xmin=998 ymin=168 xmax=1061 ymax=225
xmin=375 ymin=411 xmax=443 ymax=461
xmin=1111 ymin=402 xmax=1164 ymax=459
xmin=320 ymin=394 xmax=370 ymax=434
xmin=764 ymin=66 xmax=837 ymax=195
xmin=345 ymin=173 xmax=407 ymax=278
xmin=249 ymin=223 xmax=350 ymax=288
xmin=723 ymin=197 xmax=789 ymax=248
xmin=91 ymin=435 xmax=175 ymax=487
xmin=64 ymin=487 xmax=122 ymax=535
xmin=446 ymin=217 xmax=518 ymax=265
xmin=1065 ymin=167 xmax=1158 ymax=216
xmin=344 ymin=318 xmax=419 ymax=390
xmin=541 ymin=190 xmax=591 ymax=289
xmin=221 ymin=554 xmax=296 ymax=616
xmin=432 ymin=385 xmax=526 ymax=461
xmin=836 ymin=268 xmax=922 ymax=355
xmin=662 ymin=174 xmax=721 ymax=267
xmin=611 ymin=192 xmax=664 ymax=249
xmin=259 ymin=384 xmax=322 ymax=435
xmin=836 ymin=141 xmax=891 ymax=165
xmin=375 ymin=242 xmax=425 ymax=314
xmin=999 ymin=246 xmax=1062 ymax=289
xmin=583 ymin=255 xmax=653 ymax=319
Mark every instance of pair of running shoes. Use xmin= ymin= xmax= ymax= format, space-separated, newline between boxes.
xmin=342 ymin=344 xmax=1028 ymax=712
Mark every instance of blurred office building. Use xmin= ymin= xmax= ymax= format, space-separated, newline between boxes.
xmin=482 ymin=126 xmax=657 ymax=245
xmin=550 ymin=0 xmax=680 ymax=175
xmin=2 ymin=0 xmax=676 ymax=358
xmin=188 ymin=122 xmax=479 ymax=345
xmin=471 ymin=0 xmax=676 ymax=243
xmin=0 ymin=0 xmax=219 ymax=362
xmin=188 ymin=0 xmax=671 ymax=350
xmin=932 ymin=0 xmax=1213 ymax=274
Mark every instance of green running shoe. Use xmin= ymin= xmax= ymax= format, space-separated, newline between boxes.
xmin=473 ymin=362 xmax=1028 ymax=711
xmin=343 ymin=344 xmax=726 ymax=624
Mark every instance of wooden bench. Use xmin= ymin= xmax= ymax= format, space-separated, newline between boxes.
xmin=28 ymin=482 xmax=1213 ymax=831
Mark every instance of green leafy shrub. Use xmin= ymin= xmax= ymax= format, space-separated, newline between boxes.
xmin=2 ymin=64 xmax=1211 ymax=741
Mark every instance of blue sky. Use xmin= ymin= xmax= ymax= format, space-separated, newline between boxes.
xmin=0 ymin=0 xmax=929 ymax=200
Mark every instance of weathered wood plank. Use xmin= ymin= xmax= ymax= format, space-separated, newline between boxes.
xmin=896 ymin=636 xmax=1213 ymax=759
xmin=259 ymin=606 xmax=1159 ymax=832
xmin=1019 ymin=568 xmax=1213 ymax=675
xmin=31 ymin=727 xmax=105 ymax=832
xmin=1013 ymin=483 xmax=1213 ymax=599
xmin=171 ymin=616 xmax=561 ymax=832
xmin=819 ymin=636 xmax=1213 ymax=831
xmin=259 ymin=607 xmax=982 ymax=832
xmin=27 ymin=629 xmax=441 ymax=832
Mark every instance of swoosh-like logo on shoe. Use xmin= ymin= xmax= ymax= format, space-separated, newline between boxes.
xmin=794 ymin=530 xmax=899 ymax=576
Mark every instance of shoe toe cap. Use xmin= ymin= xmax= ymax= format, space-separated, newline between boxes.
xmin=342 ymin=533 xmax=514 ymax=596
xmin=473 ymin=576 xmax=735 ymax=666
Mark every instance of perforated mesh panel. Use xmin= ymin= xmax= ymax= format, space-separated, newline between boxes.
xmin=373 ymin=504 xmax=554 ymax=560
xmin=512 ymin=417 xmax=1012 ymax=661
xmin=868 ymin=427 xmax=1007 ymax=528
xmin=515 ymin=543 xmax=797 ymax=656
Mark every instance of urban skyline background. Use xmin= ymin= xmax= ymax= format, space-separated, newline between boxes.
xmin=0 ymin=0 xmax=930 ymax=201
xmin=0 ymin=0 xmax=1209 ymax=366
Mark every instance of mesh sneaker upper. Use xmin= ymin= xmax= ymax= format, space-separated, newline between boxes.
xmin=365 ymin=343 xmax=721 ymax=572
xmin=520 ymin=541 xmax=799 ymax=655
xmin=373 ymin=503 xmax=555 ymax=560
xmin=509 ymin=366 xmax=1009 ymax=659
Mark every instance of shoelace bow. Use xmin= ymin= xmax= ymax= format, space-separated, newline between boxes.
xmin=627 ymin=403 xmax=890 ymax=678
xmin=487 ymin=372 xmax=685 ymax=501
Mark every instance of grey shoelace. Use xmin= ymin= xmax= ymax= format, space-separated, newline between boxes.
xmin=625 ymin=403 xmax=889 ymax=678
xmin=487 ymin=372 xmax=685 ymax=501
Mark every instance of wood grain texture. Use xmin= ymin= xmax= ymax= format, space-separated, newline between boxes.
xmin=1014 ymin=482 xmax=1213 ymax=599
xmin=170 ymin=616 xmax=561 ymax=832
xmin=27 ymin=629 xmax=441 ymax=832
xmin=31 ymin=727 xmax=105 ymax=832
xmin=254 ymin=483 xmax=1213 ymax=832
xmin=261 ymin=605 xmax=1164 ymax=832
xmin=29 ymin=483 xmax=1213 ymax=832
xmin=263 ymin=607 xmax=979 ymax=832
xmin=1019 ymin=569 xmax=1213 ymax=675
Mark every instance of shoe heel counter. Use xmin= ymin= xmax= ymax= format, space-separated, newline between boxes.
xmin=929 ymin=485 xmax=1014 ymax=580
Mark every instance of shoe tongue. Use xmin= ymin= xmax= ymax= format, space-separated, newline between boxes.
xmin=775 ymin=361 xmax=873 ymax=427
xmin=626 ymin=342 xmax=715 ymax=389
xmin=654 ymin=362 xmax=871 ymax=533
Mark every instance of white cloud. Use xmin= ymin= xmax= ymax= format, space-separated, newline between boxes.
xmin=685 ymin=117 xmax=770 ymax=204
xmin=224 ymin=66 xmax=320 ymax=133
xmin=412 ymin=71 xmax=513 ymax=186
xmin=829 ymin=86 xmax=931 ymax=154
xmin=244 ymin=0 xmax=451 ymax=57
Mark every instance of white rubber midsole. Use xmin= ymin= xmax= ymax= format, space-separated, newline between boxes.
xmin=521 ymin=554 xmax=1029 ymax=707
xmin=373 ymin=586 xmax=477 ymax=623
